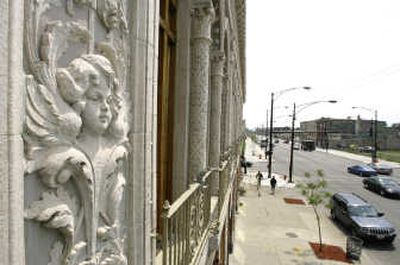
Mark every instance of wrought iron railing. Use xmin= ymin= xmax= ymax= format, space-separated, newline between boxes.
xmin=161 ymin=157 xmax=235 ymax=265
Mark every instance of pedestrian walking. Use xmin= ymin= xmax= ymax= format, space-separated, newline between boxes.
xmin=255 ymin=171 xmax=263 ymax=196
xmin=240 ymin=155 xmax=247 ymax=174
xmin=270 ymin=175 xmax=277 ymax=195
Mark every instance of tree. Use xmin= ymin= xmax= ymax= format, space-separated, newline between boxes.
xmin=297 ymin=169 xmax=331 ymax=252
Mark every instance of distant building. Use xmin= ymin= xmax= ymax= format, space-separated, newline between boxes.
xmin=300 ymin=116 xmax=400 ymax=150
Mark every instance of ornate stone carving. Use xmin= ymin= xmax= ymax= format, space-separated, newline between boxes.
xmin=97 ymin=0 xmax=128 ymax=33
xmin=67 ymin=0 xmax=128 ymax=33
xmin=211 ymin=51 xmax=225 ymax=77
xmin=24 ymin=1 xmax=129 ymax=264
xmin=191 ymin=7 xmax=215 ymax=44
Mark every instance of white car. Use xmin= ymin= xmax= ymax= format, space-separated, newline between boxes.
xmin=367 ymin=163 xmax=393 ymax=175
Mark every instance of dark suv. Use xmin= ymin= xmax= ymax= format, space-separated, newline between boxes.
xmin=331 ymin=192 xmax=396 ymax=243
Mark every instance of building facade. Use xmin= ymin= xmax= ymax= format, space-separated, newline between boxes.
xmin=0 ymin=0 xmax=246 ymax=265
xmin=300 ymin=117 xmax=400 ymax=150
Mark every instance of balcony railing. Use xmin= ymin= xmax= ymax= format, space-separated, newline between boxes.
xmin=160 ymin=154 xmax=238 ymax=265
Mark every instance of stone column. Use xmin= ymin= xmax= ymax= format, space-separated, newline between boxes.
xmin=188 ymin=3 xmax=215 ymax=181
xmin=227 ymin=68 xmax=234 ymax=147
xmin=209 ymin=51 xmax=225 ymax=194
xmin=0 ymin=1 xmax=25 ymax=265
xmin=220 ymin=74 xmax=228 ymax=154
xmin=234 ymin=91 xmax=239 ymax=141
xmin=221 ymin=65 xmax=232 ymax=155
xmin=232 ymin=91 xmax=237 ymax=142
xmin=127 ymin=1 xmax=159 ymax=264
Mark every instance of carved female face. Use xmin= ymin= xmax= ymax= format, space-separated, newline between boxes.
xmin=81 ymin=70 xmax=113 ymax=136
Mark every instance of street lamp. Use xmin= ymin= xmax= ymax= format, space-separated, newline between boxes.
xmin=288 ymin=100 xmax=337 ymax=183
xmin=352 ymin=106 xmax=378 ymax=162
xmin=267 ymin=86 xmax=311 ymax=178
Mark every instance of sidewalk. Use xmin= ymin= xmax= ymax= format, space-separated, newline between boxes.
xmin=230 ymin=172 xmax=378 ymax=265
xmin=230 ymin=137 xmax=382 ymax=264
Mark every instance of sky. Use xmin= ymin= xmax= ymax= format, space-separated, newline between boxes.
xmin=244 ymin=0 xmax=400 ymax=129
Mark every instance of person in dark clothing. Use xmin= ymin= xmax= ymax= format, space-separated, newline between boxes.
xmin=270 ymin=176 xmax=277 ymax=195
xmin=255 ymin=171 xmax=263 ymax=196
xmin=240 ymin=155 xmax=247 ymax=174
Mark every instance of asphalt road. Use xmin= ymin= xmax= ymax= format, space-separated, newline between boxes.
xmin=254 ymin=142 xmax=400 ymax=265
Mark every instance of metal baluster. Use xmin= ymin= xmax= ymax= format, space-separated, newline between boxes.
xmin=178 ymin=209 xmax=182 ymax=265
xmin=163 ymin=201 xmax=170 ymax=265
xmin=187 ymin=195 xmax=193 ymax=263
xmin=173 ymin=215 xmax=177 ymax=265
xmin=184 ymin=201 xmax=189 ymax=264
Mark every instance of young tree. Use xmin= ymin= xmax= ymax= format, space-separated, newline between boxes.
xmin=297 ymin=169 xmax=331 ymax=252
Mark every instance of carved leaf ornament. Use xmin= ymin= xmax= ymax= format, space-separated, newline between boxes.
xmin=24 ymin=0 xmax=129 ymax=264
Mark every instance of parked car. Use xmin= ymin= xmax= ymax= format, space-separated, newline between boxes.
xmin=260 ymin=139 xmax=268 ymax=148
xmin=301 ymin=140 xmax=316 ymax=151
xmin=244 ymin=161 xmax=253 ymax=168
xmin=240 ymin=157 xmax=253 ymax=168
xmin=367 ymin=163 xmax=393 ymax=175
xmin=358 ymin=146 xmax=374 ymax=153
xmin=347 ymin=164 xmax=377 ymax=177
xmin=363 ymin=176 xmax=400 ymax=198
xmin=336 ymin=143 xmax=347 ymax=149
xmin=293 ymin=142 xmax=301 ymax=150
xmin=331 ymin=192 xmax=396 ymax=243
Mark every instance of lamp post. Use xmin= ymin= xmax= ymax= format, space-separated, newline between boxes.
xmin=267 ymin=86 xmax=311 ymax=178
xmin=288 ymin=100 xmax=337 ymax=183
xmin=265 ymin=109 xmax=268 ymax=156
xmin=352 ymin=106 xmax=378 ymax=163
xmin=288 ymin=102 xmax=297 ymax=183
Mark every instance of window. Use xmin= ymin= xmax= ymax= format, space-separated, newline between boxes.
xmin=157 ymin=0 xmax=177 ymax=235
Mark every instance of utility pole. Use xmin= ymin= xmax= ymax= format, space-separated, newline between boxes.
xmin=288 ymin=103 xmax=296 ymax=183
xmin=324 ymin=121 xmax=329 ymax=151
xmin=352 ymin=106 xmax=378 ymax=163
xmin=289 ymin=100 xmax=337 ymax=183
xmin=268 ymin=93 xmax=274 ymax=178
xmin=265 ymin=108 xmax=269 ymax=157
xmin=373 ymin=110 xmax=378 ymax=162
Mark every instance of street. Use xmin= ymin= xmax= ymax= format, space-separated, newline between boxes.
xmin=254 ymin=141 xmax=400 ymax=265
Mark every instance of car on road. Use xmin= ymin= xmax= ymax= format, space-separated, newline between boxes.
xmin=367 ymin=162 xmax=393 ymax=175
xmin=301 ymin=140 xmax=316 ymax=151
xmin=331 ymin=192 xmax=396 ymax=243
xmin=240 ymin=157 xmax=253 ymax=168
xmin=363 ymin=176 xmax=400 ymax=199
xmin=358 ymin=146 xmax=375 ymax=153
xmin=260 ymin=139 xmax=268 ymax=148
xmin=347 ymin=164 xmax=377 ymax=177
xmin=293 ymin=142 xmax=301 ymax=150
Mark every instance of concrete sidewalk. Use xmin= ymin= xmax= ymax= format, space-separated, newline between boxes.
xmin=232 ymin=137 xmax=393 ymax=264
xmin=230 ymin=174 xmax=379 ymax=265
